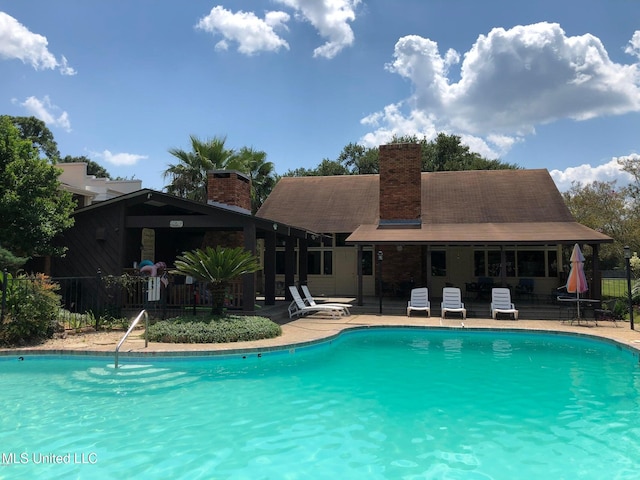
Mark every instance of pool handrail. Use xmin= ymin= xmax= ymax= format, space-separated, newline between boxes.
xmin=115 ymin=309 xmax=148 ymax=368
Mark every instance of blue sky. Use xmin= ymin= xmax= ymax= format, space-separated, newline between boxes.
xmin=1 ymin=0 xmax=639 ymax=191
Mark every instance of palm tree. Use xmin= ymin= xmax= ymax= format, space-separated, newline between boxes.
xmin=163 ymin=135 xmax=242 ymax=202
xmin=172 ymin=246 xmax=261 ymax=316
xmin=233 ymin=146 xmax=276 ymax=213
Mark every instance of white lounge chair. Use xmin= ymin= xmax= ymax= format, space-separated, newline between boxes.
xmin=300 ymin=285 xmax=352 ymax=315
xmin=441 ymin=287 xmax=466 ymax=319
xmin=407 ymin=287 xmax=430 ymax=317
xmin=491 ymin=288 xmax=519 ymax=320
xmin=287 ymin=286 xmax=345 ymax=319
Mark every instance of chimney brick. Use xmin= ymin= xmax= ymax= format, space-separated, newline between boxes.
xmin=207 ymin=170 xmax=251 ymax=213
xmin=379 ymin=143 xmax=421 ymax=224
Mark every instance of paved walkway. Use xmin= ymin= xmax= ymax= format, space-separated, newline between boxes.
xmin=3 ymin=310 xmax=640 ymax=357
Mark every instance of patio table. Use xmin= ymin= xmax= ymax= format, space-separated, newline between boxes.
xmin=557 ymin=296 xmax=601 ymax=325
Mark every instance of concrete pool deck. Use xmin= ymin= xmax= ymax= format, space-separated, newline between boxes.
xmin=3 ymin=307 xmax=640 ymax=357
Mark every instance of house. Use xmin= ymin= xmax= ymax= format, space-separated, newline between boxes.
xmin=57 ymin=162 xmax=143 ymax=207
xmin=256 ymin=143 xmax=612 ymax=303
xmin=52 ymin=171 xmax=318 ymax=312
xmin=25 ymin=162 xmax=144 ymax=274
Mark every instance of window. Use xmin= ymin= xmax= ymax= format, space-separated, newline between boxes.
xmin=474 ymin=251 xmax=485 ymax=276
xmin=485 ymin=250 xmax=516 ymax=277
xmin=487 ymin=251 xmax=501 ymax=276
xmin=431 ymin=251 xmax=446 ymax=276
xmin=323 ymin=251 xmax=333 ymax=275
xmin=505 ymin=251 xmax=516 ymax=277
xmin=308 ymin=236 xmax=322 ymax=248
xmin=517 ymin=251 xmax=545 ymax=277
xmin=275 ymin=251 xmax=298 ymax=275
xmin=305 ymin=235 xmax=333 ymax=276
xmin=474 ymin=248 xmax=549 ymax=277
xmin=335 ymin=233 xmax=349 ymax=247
xmin=308 ymin=251 xmax=321 ymax=274
xmin=361 ymin=251 xmax=373 ymax=275
xmin=547 ymin=250 xmax=558 ymax=277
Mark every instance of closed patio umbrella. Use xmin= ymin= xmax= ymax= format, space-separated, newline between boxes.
xmin=566 ymin=243 xmax=589 ymax=318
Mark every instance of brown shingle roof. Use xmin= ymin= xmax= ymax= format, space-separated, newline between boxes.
xmin=256 ymin=169 xmax=611 ymax=244
xmin=347 ymin=222 xmax=611 ymax=245
xmin=257 ymin=175 xmax=380 ymax=232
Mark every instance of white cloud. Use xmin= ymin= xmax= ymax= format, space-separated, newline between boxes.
xmin=195 ymin=6 xmax=289 ymax=55
xmin=275 ymin=0 xmax=360 ymax=58
xmin=361 ymin=102 xmax=438 ymax=145
xmin=92 ymin=150 xmax=148 ymax=167
xmin=361 ymin=22 xmax=640 ymax=159
xmin=625 ymin=30 xmax=640 ymax=59
xmin=19 ymin=95 xmax=72 ymax=132
xmin=0 ymin=12 xmax=76 ymax=75
xmin=549 ymin=156 xmax=635 ymax=191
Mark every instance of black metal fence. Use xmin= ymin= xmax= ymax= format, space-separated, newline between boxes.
xmin=1 ymin=271 xmax=243 ymax=332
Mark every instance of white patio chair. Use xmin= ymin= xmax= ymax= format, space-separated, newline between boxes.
xmin=407 ymin=287 xmax=431 ymax=317
xmin=490 ymin=288 xmax=519 ymax=320
xmin=441 ymin=287 xmax=466 ymax=319
xmin=300 ymin=285 xmax=351 ymax=315
xmin=287 ymin=286 xmax=345 ymax=319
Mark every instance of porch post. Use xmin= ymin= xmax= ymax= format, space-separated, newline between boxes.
xmin=284 ymin=236 xmax=296 ymax=300
xmin=357 ymin=245 xmax=363 ymax=306
xmin=591 ymin=243 xmax=602 ymax=300
xmin=425 ymin=245 xmax=432 ymax=290
xmin=263 ymin=231 xmax=276 ymax=305
xmin=242 ymin=223 xmax=256 ymax=312
xmin=500 ymin=246 xmax=507 ymax=286
xmin=298 ymin=237 xmax=308 ymax=287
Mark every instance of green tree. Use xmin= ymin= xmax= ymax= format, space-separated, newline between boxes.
xmin=316 ymin=159 xmax=349 ymax=176
xmin=233 ymin=146 xmax=276 ymax=213
xmin=337 ymin=142 xmax=379 ymax=174
xmin=0 ymin=246 xmax=28 ymax=273
xmin=562 ymin=180 xmax=631 ymax=269
xmin=283 ymin=133 xmax=517 ymax=178
xmin=618 ymin=155 xmax=640 ymax=200
xmin=391 ymin=133 xmax=519 ymax=171
xmin=282 ymin=159 xmax=349 ymax=177
xmin=172 ymin=246 xmax=261 ymax=316
xmin=164 ymin=136 xmax=277 ymax=211
xmin=3 ymin=115 xmax=60 ymax=161
xmin=282 ymin=166 xmax=320 ymax=177
xmin=163 ymin=135 xmax=243 ymax=202
xmin=0 ymin=117 xmax=75 ymax=257
xmin=617 ymin=156 xmax=640 ymax=246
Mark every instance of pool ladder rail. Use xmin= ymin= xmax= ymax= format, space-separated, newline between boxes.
xmin=114 ymin=309 xmax=149 ymax=368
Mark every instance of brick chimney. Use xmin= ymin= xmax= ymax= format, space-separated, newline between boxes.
xmin=207 ymin=170 xmax=252 ymax=214
xmin=378 ymin=143 xmax=422 ymax=227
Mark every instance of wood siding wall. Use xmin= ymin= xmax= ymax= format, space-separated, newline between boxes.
xmin=53 ymin=203 xmax=125 ymax=277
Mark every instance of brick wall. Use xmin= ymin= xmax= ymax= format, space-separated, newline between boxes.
xmin=379 ymin=143 xmax=421 ymax=222
xmin=377 ymin=245 xmax=424 ymax=286
xmin=207 ymin=170 xmax=251 ymax=212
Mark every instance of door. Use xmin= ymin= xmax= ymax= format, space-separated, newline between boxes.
xmin=334 ymin=248 xmax=357 ymax=295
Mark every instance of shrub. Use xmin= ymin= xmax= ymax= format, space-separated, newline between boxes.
xmin=601 ymin=299 xmax=629 ymax=321
xmin=147 ymin=314 xmax=281 ymax=343
xmin=0 ymin=274 xmax=61 ymax=346
xmin=632 ymin=279 xmax=640 ymax=305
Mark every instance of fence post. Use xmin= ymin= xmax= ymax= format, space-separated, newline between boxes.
xmin=96 ymin=268 xmax=102 ymax=331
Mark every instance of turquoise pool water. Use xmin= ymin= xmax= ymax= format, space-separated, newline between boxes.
xmin=1 ymin=329 xmax=639 ymax=479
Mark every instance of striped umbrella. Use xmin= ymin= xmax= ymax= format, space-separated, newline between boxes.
xmin=566 ymin=243 xmax=589 ymax=318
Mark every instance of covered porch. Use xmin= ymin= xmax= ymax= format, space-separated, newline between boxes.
xmin=347 ymin=221 xmax=613 ymax=309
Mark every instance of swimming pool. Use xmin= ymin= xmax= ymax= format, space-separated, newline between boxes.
xmin=1 ymin=328 xmax=639 ymax=479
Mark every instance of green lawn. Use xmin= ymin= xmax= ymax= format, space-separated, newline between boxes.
xmin=601 ymin=278 xmax=629 ymax=298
